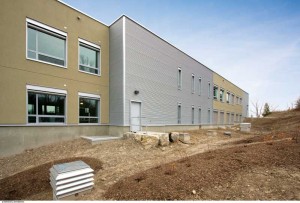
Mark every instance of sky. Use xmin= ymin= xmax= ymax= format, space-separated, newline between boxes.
xmin=62 ymin=0 xmax=300 ymax=116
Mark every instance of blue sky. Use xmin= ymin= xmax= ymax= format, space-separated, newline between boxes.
xmin=62 ymin=0 xmax=300 ymax=115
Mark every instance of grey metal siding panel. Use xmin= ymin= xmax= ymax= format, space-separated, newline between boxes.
xmin=124 ymin=18 xmax=213 ymax=126
xmin=242 ymin=91 xmax=249 ymax=118
xmin=109 ymin=19 xmax=124 ymax=125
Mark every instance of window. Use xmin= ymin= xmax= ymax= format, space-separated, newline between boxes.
xmin=79 ymin=93 xmax=100 ymax=123
xmin=27 ymin=85 xmax=66 ymax=124
xmin=191 ymin=106 xmax=194 ymax=124
xmin=198 ymin=107 xmax=202 ymax=124
xmin=236 ymin=96 xmax=239 ymax=105
xmin=208 ymin=109 xmax=211 ymax=124
xmin=177 ymin=103 xmax=181 ymax=124
xmin=220 ymin=89 xmax=224 ymax=102
xmin=226 ymin=92 xmax=230 ymax=103
xmin=198 ymin=78 xmax=202 ymax=95
xmin=177 ymin=68 xmax=182 ymax=90
xmin=240 ymin=98 xmax=242 ymax=105
xmin=231 ymin=94 xmax=235 ymax=104
xmin=26 ymin=18 xmax=67 ymax=67
xmin=213 ymin=85 xmax=218 ymax=100
xmin=79 ymin=39 xmax=100 ymax=75
xmin=191 ymin=74 xmax=195 ymax=93
xmin=208 ymin=82 xmax=211 ymax=98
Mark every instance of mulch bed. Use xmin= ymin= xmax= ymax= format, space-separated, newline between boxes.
xmin=0 ymin=157 xmax=102 ymax=200
xmin=104 ymin=140 xmax=300 ymax=200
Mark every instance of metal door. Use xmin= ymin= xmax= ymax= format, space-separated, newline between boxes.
xmin=130 ymin=101 xmax=141 ymax=132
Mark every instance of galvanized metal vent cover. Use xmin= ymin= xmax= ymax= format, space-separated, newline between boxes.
xmin=50 ymin=160 xmax=94 ymax=200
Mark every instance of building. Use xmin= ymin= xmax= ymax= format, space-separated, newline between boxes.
xmin=0 ymin=0 xmax=249 ymax=156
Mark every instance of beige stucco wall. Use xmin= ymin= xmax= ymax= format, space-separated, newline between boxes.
xmin=213 ymin=73 xmax=243 ymax=123
xmin=0 ymin=0 xmax=109 ymax=124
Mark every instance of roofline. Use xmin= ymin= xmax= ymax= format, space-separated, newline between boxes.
xmin=53 ymin=2 xmax=248 ymax=94
xmin=57 ymin=0 xmax=108 ymax=27
xmin=213 ymin=72 xmax=249 ymax=94
xmin=116 ymin=15 xmax=214 ymax=73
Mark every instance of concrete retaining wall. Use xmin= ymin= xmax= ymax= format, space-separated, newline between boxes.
xmin=0 ymin=125 xmax=108 ymax=157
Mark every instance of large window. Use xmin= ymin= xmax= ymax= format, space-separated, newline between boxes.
xmin=79 ymin=39 xmax=100 ymax=75
xmin=191 ymin=74 xmax=195 ymax=94
xmin=26 ymin=18 xmax=67 ymax=67
xmin=213 ymin=85 xmax=218 ymax=100
xmin=27 ymin=87 xmax=66 ymax=124
xmin=79 ymin=93 xmax=100 ymax=123
xmin=177 ymin=68 xmax=182 ymax=90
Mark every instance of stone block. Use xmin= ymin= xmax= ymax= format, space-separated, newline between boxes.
xmin=159 ymin=133 xmax=169 ymax=146
xmin=224 ymin=131 xmax=232 ymax=136
xmin=179 ymin=133 xmax=190 ymax=143
xmin=169 ymin=132 xmax=179 ymax=143
xmin=141 ymin=134 xmax=159 ymax=149
xmin=240 ymin=123 xmax=251 ymax=132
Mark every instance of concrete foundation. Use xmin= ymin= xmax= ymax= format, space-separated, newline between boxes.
xmin=0 ymin=125 xmax=108 ymax=157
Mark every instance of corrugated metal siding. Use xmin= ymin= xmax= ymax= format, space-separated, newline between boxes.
xmin=242 ymin=91 xmax=249 ymax=119
xmin=109 ymin=19 xmax=124 ymax=125
xmin=124 ymin=17 xmax=213 ymax=126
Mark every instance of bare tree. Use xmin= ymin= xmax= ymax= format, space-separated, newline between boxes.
xmin=251 ymin=100 xmax=263 ymax=118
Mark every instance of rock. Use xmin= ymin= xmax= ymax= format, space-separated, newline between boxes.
xmin=169 ymin=132 xmax=179 ymax=143
xmin=179 ymin=133 xmax=190 ymax=143
xmin=207 ymin=130 xmax=217 ymax=136
xmin=224 ymin=131 xmax=232 ymax=136
xmin=240 ymin=123 xmax=251 ymax=132
xmin=192 ymin=190 xmax=196 ymax=195
xmin=159 ymin=133 xmax=169 ymax=146
xmin=123 ymin=132 xmax=142 ymax=141
xmin=141 ymin=134 xmax=159 ymax=149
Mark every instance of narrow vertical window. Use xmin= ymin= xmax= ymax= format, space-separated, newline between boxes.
xmin=198 ymin=78 xmax=202 ymax=96
xmin=208 ymin=82 xmax=211 ymax=98
xmin=220 ymin=89 xmax=224 ymax=102
xmin=208 ymin=109 xmax=211 ymax=124
xmin=191 ymin=74 xmax=195 ymax=93
xmin=213 ymin=85 xmax=218 ymax=100
xmin=226 ymin=92 xmax=230 ymax=103
xmin=177 ymin=103 xmax=181 ymax=124
xmin=191 ymin=106 xmax=194 ymax=124
xmin=198 ymin=107 xmax=202 ymax=124
xmin=177 ymin=68 xmax=182 ymax=90
xmin=231 ymin=94 xmax=235 ymax=104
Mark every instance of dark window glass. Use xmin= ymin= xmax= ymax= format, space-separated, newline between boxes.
xmin=79 ymin=97 xmax=99 ymax=123
xmin=79 ymin=43 xmax=100 ymax=75
xmin=28 ymin=92 xmax=36 ymax=114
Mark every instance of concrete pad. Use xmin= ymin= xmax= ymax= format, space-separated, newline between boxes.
xmin=81 ymin=135 xmax=121 ymax=145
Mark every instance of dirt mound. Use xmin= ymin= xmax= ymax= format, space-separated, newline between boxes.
xmin=0 ymin=157 xmax=102 ymax=200
xmin=104 ymin=140 xmax=300 ymax=200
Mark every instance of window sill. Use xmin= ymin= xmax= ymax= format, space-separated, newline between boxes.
xmin=27 ymin=57 xmax=67 ymax=69
xmin=78 ymin=69 xmax=101 ymax=77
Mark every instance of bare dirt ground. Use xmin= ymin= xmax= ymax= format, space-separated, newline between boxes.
xmin=0 ymin=110 xmax=299 ymax=200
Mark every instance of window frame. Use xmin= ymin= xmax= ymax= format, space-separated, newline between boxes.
xmin=198 ymin=77 xmax=202 ymax=96
xmin=213 ymin=85 xmax=218 ymax=100
xmin=78 ymin=38 xmax=101 ymax=76
xmin=26 ymin=85 xmax=67 ymax=125
xmin=78 ymin=92 xmax=101 ymax=124
xmin=177 ymin=102 xmax=182 ymax=124
xmin=177 ymin=68 xmax=182 ymax=90
xmin=208 ymin=82 xmax=211 ymax=99
xmin=191 ymin=74 xmax=195 ymax=94
xmin=26 ymin=18 xmax=67 ymax=68
xmin=191 ymin=105 xmax=195 ymax=124
xmin=220 ymin=88 xmax=224 ymax=102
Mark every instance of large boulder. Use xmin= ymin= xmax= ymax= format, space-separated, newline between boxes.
xmin=179 ymin=133 xmax=190 ymax=143
xmin=169 ymin=132 xmax=179 ymax=143
xmin=140 ymin=134 xmax=159 ymax=149
xmin=159 ymin=133 xmax=169 ymax=147
xmin=123 ymin=132 xmax=142 ymax=141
